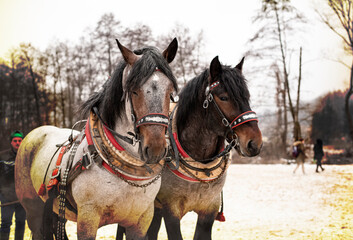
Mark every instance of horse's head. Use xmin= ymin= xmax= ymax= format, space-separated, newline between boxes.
xmin=116 ymin=38 xmax=178 ymax=163
xmin=204 ymin=56 xmax=262 ymax=157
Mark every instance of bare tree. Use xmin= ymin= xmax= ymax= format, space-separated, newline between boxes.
xmin=159 ymin=23 xmax=207 ymax=86
xmin=318 ymin=0 xmax=353 ymax=142
xmin=19 ymin=44 xmax=43 ymax=126
xmin=247 ymin=0 xmax=306 ymax=148
xmin=91 ymin=13 xmax=122 ymax=76
xmin=122 ymin=23 xmax=154 ymax=50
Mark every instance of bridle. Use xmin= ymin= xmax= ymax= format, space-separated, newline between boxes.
xmin=202 ymin=80 xmax=258 ymax=146
xmin=92 ymin=106 xmax=169 ymax=147
xmin=92 ymin=68 xmax=171 ymax=148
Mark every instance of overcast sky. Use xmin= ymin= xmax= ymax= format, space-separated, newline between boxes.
xmin=0 ymin=0 xmax=350 ymax=105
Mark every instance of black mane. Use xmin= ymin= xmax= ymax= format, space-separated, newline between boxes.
xmin=80 ymin=47 xmax=178 ymax=128
xmin=176 ymin=65 xmax=250 ymax=130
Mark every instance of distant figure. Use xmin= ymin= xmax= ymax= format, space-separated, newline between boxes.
xmin=0 ymin=131 xmax=26 ymax=240
xmin=293 ymin=138 xmax=306 ymax=174
xmin=314 ymin=139 xmax=325 ymax=173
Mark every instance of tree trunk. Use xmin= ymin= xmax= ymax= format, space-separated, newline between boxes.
xmin=345 ymin=59 xmax=353 ymax=142
xmin=26 ymin=56 xmax=43 ymax=126
xmin=294 ymin=47 xmax=303 ymax=140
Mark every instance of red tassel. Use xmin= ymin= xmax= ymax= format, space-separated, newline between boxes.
xmin=215 ymin=212 xmax=226 ymax=222
xmin=37 ymin=183 xmax=46 ymax=196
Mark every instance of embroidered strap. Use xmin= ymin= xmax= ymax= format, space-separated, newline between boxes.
xmin=230 ymin=111 xmax=258 ymax=129
xmin=136 ymin=113 xmax=169 ymax=128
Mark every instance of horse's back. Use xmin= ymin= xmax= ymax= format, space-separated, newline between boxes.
xmin=15 ymin=126 xmax=72 ymax=202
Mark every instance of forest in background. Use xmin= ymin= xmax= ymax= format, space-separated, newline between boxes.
xmin=0 ymin=0 xmax=352 ymax=162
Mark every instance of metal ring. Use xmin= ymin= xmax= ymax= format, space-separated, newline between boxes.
xmin=222 ymin=118 xmax=229 ymax=127
xmin=203 ymin=100 xmax=209 ymax=109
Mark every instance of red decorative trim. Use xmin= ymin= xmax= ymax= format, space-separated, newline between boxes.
xmin=210 ymin=81 xmax=220 ymax=91
xmin=137 ymin=122 xmax=168 ymax=128
xmin=166 ymin=164 xmax=217 ymax=182
xmin=215 ymin=212 xmax=226 ymax=222
xmin=56 ymin=146 xmax=66 ymax=165
xmin=231 ymin=119 xmax=259 ymax=129
xmin=230 ymin=111 xmax=255 ymax=126
xmin=102 ymin=125 xmax=125 ymax=151
xmin=37 ymin=183 xmax=46 ymax=196
xmin=85 ymin=120 xmax=93 ymax=145
xmin=172 ymin=132 xmax=190 ymax=158
xmin=102 ymin=161 xmax=153 ymax=181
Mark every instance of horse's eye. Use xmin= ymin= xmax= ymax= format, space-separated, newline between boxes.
xmin=220 ymin=96 xmax=228 ymax=101
xmin=132 ymin=91 xmax=138 ymax=96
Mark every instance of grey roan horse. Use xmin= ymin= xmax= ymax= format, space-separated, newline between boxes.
xmin=15 ymin=38 xmax=179 ymax=240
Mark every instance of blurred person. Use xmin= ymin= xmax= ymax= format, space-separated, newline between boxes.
xmin=293 ymin=138 xmax=306 ymax=174
xmin=0 ymin=131 xmax=26 ymax=240
xmin=314 ymin=139 xmax=325 ymax=173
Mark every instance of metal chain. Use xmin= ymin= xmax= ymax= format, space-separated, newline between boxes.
xmin=57 ymin=135 xmax=81 ymax=240
xmin=114 ymin=166 xmax=163 ymax=189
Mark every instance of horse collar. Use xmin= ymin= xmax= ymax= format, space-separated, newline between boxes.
xmin=167 ymin=106 xmax=230 ymax=183
xmin=85 ymin=111 xmax=164 ymax=181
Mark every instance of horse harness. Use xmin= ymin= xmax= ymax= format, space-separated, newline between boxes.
xmin=38 ymin=109 xmax=168 ymax=239
xmin=166 ymin=80 xmax=258 ymax=183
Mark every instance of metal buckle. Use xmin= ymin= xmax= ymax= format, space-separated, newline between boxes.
xmin=83 ymin=152 xmax=93 ymax=169
xmin=207 ymin=93 xmax=213 ymax=102
xmin=222 ymin=118 xmax=230 ymax=127
xmin=132 ymin=136 xmax=140 ymax=146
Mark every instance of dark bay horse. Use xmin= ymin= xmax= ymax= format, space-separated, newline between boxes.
xmin=147 ymin=56 xmax=262 ymax=240
xmin=15 ymin=38 xmax=179 ymax=240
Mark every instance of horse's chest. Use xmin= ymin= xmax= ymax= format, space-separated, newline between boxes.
xmin=159 ymin=169 xmax=225 ymax=216
xmin=71 ymin=164 xmax=160 ymax=223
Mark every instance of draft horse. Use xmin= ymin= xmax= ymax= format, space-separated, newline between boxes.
xmin=15 ymin=38 xmax=178 ymax=240
xmin=147 ymin=56 xmax=262 ymax=240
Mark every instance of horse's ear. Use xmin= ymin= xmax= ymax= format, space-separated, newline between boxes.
xmin=235 ymin=57 xmax=245 ymax=72
xmin=210 ymin=56 xmax=222 ymax=81
xmin=116 ymin=39 xmax=138 ymax=65
xmin=162 ymin=38 xmax=178 ymax=63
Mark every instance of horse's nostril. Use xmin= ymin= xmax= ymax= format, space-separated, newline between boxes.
xmin=144 ymin=147 xmax=149 ymax=159
xmin=247 ymin=140 xmax=257 ymax=153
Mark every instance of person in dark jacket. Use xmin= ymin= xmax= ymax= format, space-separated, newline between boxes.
xmin=0 ymin=131 xmax=26 ymax=240
xmin=314 ymin=138 xmax=325 ymax=173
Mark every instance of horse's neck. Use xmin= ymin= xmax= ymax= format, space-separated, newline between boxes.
xmin=177 ymin=112 xmax=224 ymax=161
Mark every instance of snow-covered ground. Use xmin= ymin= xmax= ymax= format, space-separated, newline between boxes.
xmin=20 ymin=164 xmax=353 ymax=239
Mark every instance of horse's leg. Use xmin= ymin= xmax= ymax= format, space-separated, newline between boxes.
xmin=21 ymin=198 xmax=45 ymax=240
xmin=76 ymin=208 xmax=100 ymax=240
xmin=193 ymin=213 xmax=216 ymax=240
xmin=162 ymin=209 xmax=183 ymax=240
xmin=147 ymin=207 xmax=163 ymax=240
xmin=125 ymin=205 xmax=154 ymax=240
